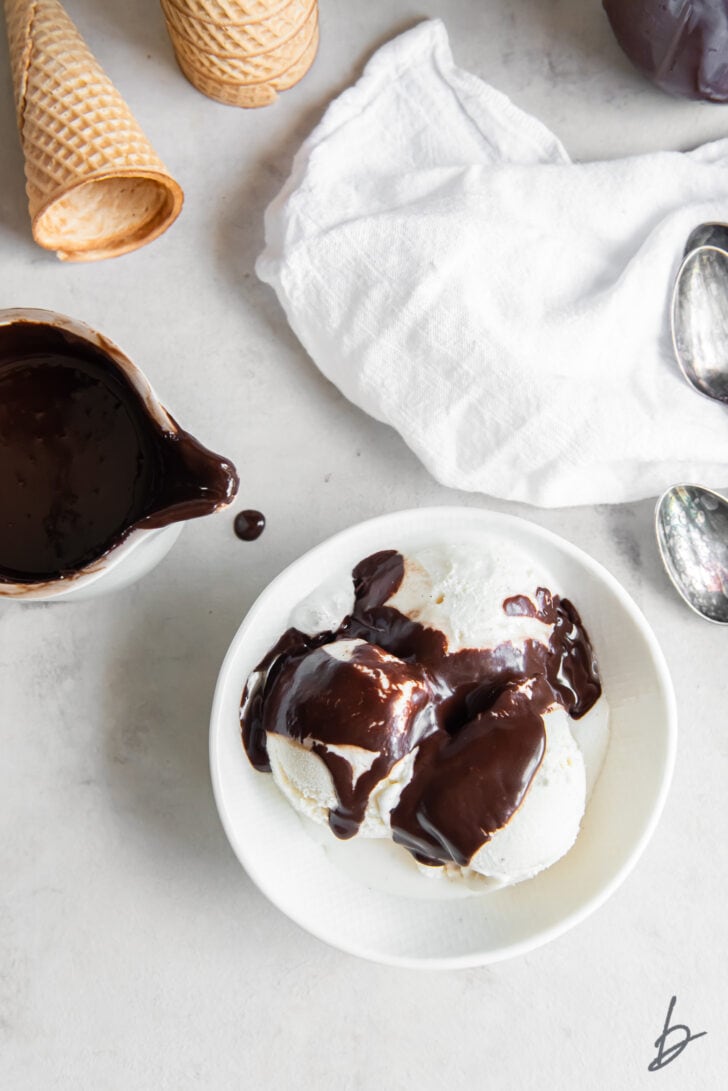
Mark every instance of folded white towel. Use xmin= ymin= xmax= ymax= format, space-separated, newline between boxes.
xmin=257 ymin=19 xmax=728 ymax=506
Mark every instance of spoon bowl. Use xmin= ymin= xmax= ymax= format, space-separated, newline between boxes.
xmin=655 ymin=484 xmax=728 ymax=624
xmin=682 ymin=221 xmax=728 ymax=256
xmin=672 ymin=242 xmax=728 ymax=403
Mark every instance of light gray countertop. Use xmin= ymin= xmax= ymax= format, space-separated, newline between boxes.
xmin=1 ymin=1 xmax=726 ymax=1087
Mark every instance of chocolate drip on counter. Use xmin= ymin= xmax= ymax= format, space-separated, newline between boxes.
xmin=240 ymin=551 xmax=603 ymax=867
xmin=234 ymin=510 xmax=266 ymax=541
xmin=0 ymin=322 xmax=238 ymax=583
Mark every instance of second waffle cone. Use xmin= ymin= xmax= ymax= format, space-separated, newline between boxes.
xmin=162 ymin=0 xmax=319 ymax=108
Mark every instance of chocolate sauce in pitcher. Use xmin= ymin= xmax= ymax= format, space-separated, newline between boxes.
xmin=0 ymin=320 xmax=238 ymax=583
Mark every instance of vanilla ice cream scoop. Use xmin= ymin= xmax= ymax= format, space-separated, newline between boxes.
xmin=258 ymin=638 xmax=435 ymax=839
xmin=240 ymin=543 xmax=609 ymax=889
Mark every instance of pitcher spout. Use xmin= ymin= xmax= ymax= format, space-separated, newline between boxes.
xmin=142 ymin=423 xmax=239 ymax=529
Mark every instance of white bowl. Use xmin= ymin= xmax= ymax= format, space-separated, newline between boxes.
xmin=210 ymin=507 xmax=676 ymax=969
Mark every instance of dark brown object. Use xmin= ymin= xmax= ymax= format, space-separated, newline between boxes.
xmin=0 ymin=321 xmax=238 ymax=583
xmin=240 ymin=550 xmax=602 ymax=868
xmin=234 ymin=509 xmax=266 ymax=541
xmin=604 ymin=0 xmax=728 ymax=101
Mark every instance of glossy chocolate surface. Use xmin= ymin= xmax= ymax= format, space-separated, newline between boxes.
xmin=0 ymin=322 xmax=238 ymax=583
xmin=241 ymin=550 xmax=602 ymax=867
xmin=234 ymin=510 xmax=266 ymax=541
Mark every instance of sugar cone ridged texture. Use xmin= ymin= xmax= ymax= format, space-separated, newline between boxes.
xmin=162 ymin=0 xmax=319 ymax=108
xmin=162 ymin=0 xmax=315 ymax=57
xmin=3 ymin=0 xmax=183 ymax=261
xmin=166 ymin=0 xmax=297 ymax=24
xmin=170 ymin=7 xmax=317 ymax=81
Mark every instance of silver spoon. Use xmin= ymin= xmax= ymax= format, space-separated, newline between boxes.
xmin=682 ymin=221 xmax=728 ymax=256
xmin=672 ymin=224 xmax=728 ymax=403
xmin=655 ymin=484 xmax=728 ymax=624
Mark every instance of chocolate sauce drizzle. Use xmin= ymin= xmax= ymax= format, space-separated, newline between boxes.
xmin=0 ymin=322 xmax=239 ymax=583
xmin=241 ymin=550 xmax=602 ymax=868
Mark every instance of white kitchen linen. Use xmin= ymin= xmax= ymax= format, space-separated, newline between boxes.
xmin=257 ymin=19 xmax=728 ymax=506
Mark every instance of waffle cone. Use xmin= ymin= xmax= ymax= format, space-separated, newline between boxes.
xmin=166 ymin=6 xmax=317 ymax=82
xmin=176 ymin=22 xmax=318 ymax=107
xmin=271 ymin=20 xmax=318 ymax=89
xmin=165 ymin=0 xmax=299 ymax=26
xmin=160 ymin=0 xmax=314 ymax=58
xmin=175 ymin=53 xmax=278 ymax=106
xmin=3 ymin=0 xmax=183 ymax=261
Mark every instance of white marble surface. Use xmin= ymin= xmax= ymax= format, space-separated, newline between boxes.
xmin=1 ymin=1 xmax=726 ymax=1087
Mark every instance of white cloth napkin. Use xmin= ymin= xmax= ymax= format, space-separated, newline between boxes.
xmin=257 ymin=19 xmax=728 ymax=507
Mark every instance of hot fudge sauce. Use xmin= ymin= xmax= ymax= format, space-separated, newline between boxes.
xmin=0 ymin=320 xmax=238 ymax=583
xmin=234 ymin=509 xmax=266 ymax=541
xmin=241 ymin=550 xmax=603 ymax=869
